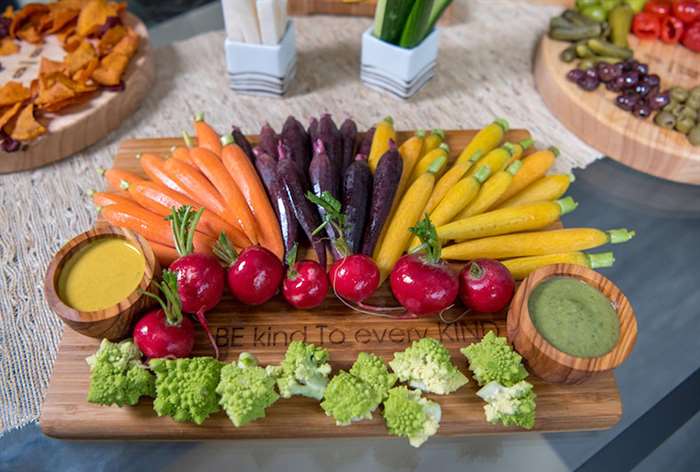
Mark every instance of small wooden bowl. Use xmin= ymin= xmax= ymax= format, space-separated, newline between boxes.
xmin=44 ymin=225 xmax=161 ymax=340
xmin=507 ymin=264 xmax=637 ymax=384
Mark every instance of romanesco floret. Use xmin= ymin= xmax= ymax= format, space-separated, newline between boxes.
xmin=382 ymin=386 xmax=441 ymax=447
xmin=216 ymin=353 xmax=279 ymax=427
xmin=460 ymin=331 xmax=528 ymax=387
xmin=476 ymin=380 xmax=536 ymax=429
xmin=150 ymin=357 xmax=222 ymax=425
xmin=349 ymin=352 xmax=397 ymax=400
xmin=389 ymin=338 xmax=468 ymax=394
xmin=266 ymin=340 xmax=331 ymax=400
xmin=86 ymin=338 xmax=154 ymax=406
xmin=321 ymin=371 xmax=381 ymax=425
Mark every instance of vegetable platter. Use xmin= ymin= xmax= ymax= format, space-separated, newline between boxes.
xmin=41 ymin=127 xmax=625 ymax=441
xmin=535 ymin=3 xmax=700 ymax=185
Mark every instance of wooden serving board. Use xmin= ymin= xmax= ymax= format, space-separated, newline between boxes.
xmin=0 ymin=12 xmax=155 ymax=174
xmin=535 ymin=35 xmax=700 ymax=185
xmin=287 ymin=0 xmax=457 ymax=25
xmin=40 ymin=131 xmax=622 ymax=440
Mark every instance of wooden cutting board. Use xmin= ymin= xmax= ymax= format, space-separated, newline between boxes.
xmin=287 ymin=0 xmax=457 ymax=25
xmin=40 ymin=130 xmax=622 ymax=440
xmin=0 ymin=12 xmax=154 ymax=174
xmin=534 ymin=35 xmax=700 ymax=185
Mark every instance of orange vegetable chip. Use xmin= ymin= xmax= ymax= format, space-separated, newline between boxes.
xmin=5 ymin=103 xmax=46 ymax=140
xmin=91 ymin=51 xmax=128 ymax=86
xmin=10 ymin=3 xmax=49 ymax=37
xmin=72 ymin=58 xmax=98 ymax=83
xmin=17 ymin=23 xmax=43 ymax=44
xmin=39 ymin=57 xmax=65 ymax=77
xmin=97 ymin=24 xmax=126 ymax=55
xmin=44 ymin=4 xmax=80 ymax=34
xmin=64 ymin=33 xmax=81 ymax=52
xmin=3 ymin=6 xmax=13 ymax=18
xmin=0 ymin=81 xmax=31 ymax=106
xmin=65 ymin=39 xmax=97 ymax=74
xmin=29 ymin=79 xmax=39 ymax=99
xmin=0 ymin=38 xmax=19 ymax=56
xmin=56 ymin=23 xmax=76 ymax=44
xmin=0 ymin=103 xmax=22 ymax=130
xmin=76 ymin=0 xmax=108 ymax=37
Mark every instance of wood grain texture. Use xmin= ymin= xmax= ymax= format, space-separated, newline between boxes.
xmin=40 ymin=133 xmax=622 ymax=440
xmin=288 ymin=0 xmax=456 ymax=24
xmin=0 ymin=13 xmax=155 ymax=174
xmin=535 ymin=35 xmax=700 ymax=185
xmin=507 ymin=264 xmax=637 ymax=384
xmin=44 ymin=224 xmax=161 ymax=341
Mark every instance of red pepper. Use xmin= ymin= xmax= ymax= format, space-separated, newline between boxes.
xmin=672 ymin=0 xmax=700 ymax=24
xmin=661 ymin=15 xmax=686 ymax=42
xmin=633 ymin=12 xmax=663 ymax=39
xmin=645 ymin=0 xmax=672 ymax=16
xmin=682 ymin=20 xmax=700 ymax=51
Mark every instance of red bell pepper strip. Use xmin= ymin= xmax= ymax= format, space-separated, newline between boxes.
xmin=682 ymin=21 xmax=700 ymax=51
xmin=645 ymin=0 xmax=672 ymax=16
xmin=661 ymin=15 xmax=686 ymax=42
xmin=672 ymin=0 xmax=700 ymax=24
xmin=633 ymin=12 xmax=663 ymax=39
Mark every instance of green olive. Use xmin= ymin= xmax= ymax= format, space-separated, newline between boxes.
xmin=688 ymin=126 xmax=700 ymax=146
xmin=690 ymin=86 xmax=700 ymax=97
xmin=581 ymin=5 xmax=607 ymax=22
xmin=670 ymin=87 xmax=689 ymax=103
xmin=676 ymin=117 xmax=695 ymax=135
xmin=578 ymin=58 xmax=596 ymax=70
xmin=685 ymin=95 xmax=700 ymax=111
xmin=663 ymin=100 xmax=679 ymax=113
xmin=560 ymin=46 xmax=578 ymax=63
xmin=678 ymin=106 xmax=698 ymax=121
xmin=654 ymin=111 xmax=676 ymax=129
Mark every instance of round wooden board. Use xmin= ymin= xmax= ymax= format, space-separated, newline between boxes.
xmin=0 ymin=12 xmax=154 ymax=174
xmin=534 ymin=34 xmax=700 ymax=185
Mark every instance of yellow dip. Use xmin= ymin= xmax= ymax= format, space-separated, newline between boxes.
xmin=58 ymin=237 xmax=146 ymax=312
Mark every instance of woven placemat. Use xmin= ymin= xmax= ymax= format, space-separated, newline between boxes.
xmin=0 ymin=0 xmax=598 ymax=435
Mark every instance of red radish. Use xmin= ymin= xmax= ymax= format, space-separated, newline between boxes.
xmin=306 ymin=191 xmax=380 ymax=303
xmin=459 ymin=259 xmax=515 ymax=313
xmin=134 ymin=270 xmax=195 ymax=359
xmin=214 ymin=234 xmax=284 ymax=305
xmin=389 ymin=216 xmax=458 ymax=316
xmin=282 ymin=244 xmax=329 ymax=309
xmin=167 ymin=206 xmax=225 ymax=358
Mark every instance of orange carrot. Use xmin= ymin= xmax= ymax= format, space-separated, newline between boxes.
xmin=101 ymin=201 xmax=214 ymax=253
xmin=220 ymin=134 xmax=283 ymax=259
xmin=147 ymin=240 xmax=180 ymax=266
xmin=194 ymin=112 xmax=222 ymax=156
xmin=90 ymin=190 xmax=132 ymax=208
xmin=140 ymin=153 xmax=187 ymax=195
xmin=162 ymin=157 xmax=231 ymax=221
xmin=102 ymin=168 xmax=143 ymax=190
xmin=190 ymin=146 xmax=259 ymax=244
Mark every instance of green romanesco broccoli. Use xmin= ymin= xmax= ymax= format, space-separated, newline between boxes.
xmin=86 ymin=338 xmax=154 ymax=407
xmin=460 ymin=331 xmax=528 ymax=387
xmin=266 ymin=340 xmax=331 ymax=400
xmin=349 ymin=352 xmax=397 ymax=400
xmin=382 ymin=386 xmax=441 ymax=448
xmin=389 ymin=338 xmax=468 ymax=395
xmin=476 ymin=380 xmax=536 ymax=430
xmin=150 ymin=357 xmax=222 ymax=425
xmin=216 ymin=353 xmax=279 ymax=427
xmin=320 ymin=371 xmax=381 ymax=425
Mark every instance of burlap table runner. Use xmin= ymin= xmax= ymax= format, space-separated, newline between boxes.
xmin=0 ymin=0 xmax=599 ymax=435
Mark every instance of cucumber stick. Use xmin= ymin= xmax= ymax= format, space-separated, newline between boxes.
xmin=423 ymin=0 xmax=453 ymax=39
xmin=374 ymin=0 xmax=416 ymax=45
xmin=400 ymin=0 xmax=435 ymax=48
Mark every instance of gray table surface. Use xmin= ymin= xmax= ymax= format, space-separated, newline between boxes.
xmin=2 ymin=3 xmax=700 ymax=471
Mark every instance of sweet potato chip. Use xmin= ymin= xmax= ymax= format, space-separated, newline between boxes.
xmin=3 ymin=6 xmax=13 ymax=18
xmin=44 ymin=4 xmax=79 ymax=34
xmin=5 ymin=103 xmax=46 ymax=140
xmin=72 ymin=58 xmax=98 ymax=83
xmin=76 ymin=0 xmax=108 ymax=37
xmin=10 ymin=3 xmax=49 ymax=37
xmin=65 ymin=39 xmax=97 ymax=74
xmin=0 ymin=103 xmax=22 ymax=129
xmin=39 ymin=57 xmax=65 ymax=77
xmin=0 ymin=38 xmax=19 ymax=56
xmin=0 ymin=81 xmax=31 ymax=106
xmin=91 ymin=51 xmax=128 ymax=85
xmin=111 ymin=28 xmax=138 ymax=59
xmin=64 ymin=33 xmax=81 ymax=52
xmin=29 ymin=79 xmax=39 ymax=99
xmin=17 ymin=23 xmax=43 ymax=44
xmin=97 ymin=24 xmax=126 ymax=55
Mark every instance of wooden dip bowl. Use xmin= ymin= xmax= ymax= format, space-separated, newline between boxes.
xmin=44 ymin=224 xmax=160 ymax=340
xmin=507 ymin=264 xmax=637 ymax=384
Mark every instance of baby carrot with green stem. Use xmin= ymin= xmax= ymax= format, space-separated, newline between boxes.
xmin=89 ymin=190 xmax=132 ymax=209
xmin=169 ymin=132 xmax=195 ymax=165
xmin=194 ymin=112 xmax=222 ymax=155
xmin=455 ymin=118 xmax=509 ymax=166
xmin=502 ymin=251 xmax=615 ymax=280
xmin=139 ymin=153 xmax=188 ymax=195
xmin=163 ymin=156 xmax=230 ymax=223
xmin=424 ymin=150 xmax=482 ymax=214
xmin=494 ymin=146 xmax=559 ymax=205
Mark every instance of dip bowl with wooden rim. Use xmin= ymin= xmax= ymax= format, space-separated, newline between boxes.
xmin=507 ymin=264 xmax=637 ymax=384
xmin=45 ymin=224 xmax=160 ymax=340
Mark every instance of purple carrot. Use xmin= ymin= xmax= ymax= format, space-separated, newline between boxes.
xmin=339 ymin=118 xmax=358 ymax=181
xmin=271 ymin=165 xmax=300 ymax=257
xmin=358 ymin=127 xmax=376 ymax=157
xmin=342 ymin=156 xmax=372 ymax=254
xmin=309 ymin=139 xmax=341 ymax=259
xmin=281 ymin=116 xmax=311 ymax=172
xmin=258 ymin=123 xmax=279 ymax=159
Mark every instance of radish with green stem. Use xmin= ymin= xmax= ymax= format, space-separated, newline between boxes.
xmin=282 ymin=243 xmax=329 ymax=309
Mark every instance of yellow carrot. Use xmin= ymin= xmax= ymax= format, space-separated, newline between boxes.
xmin=395 ymin=129 xmax=426 ymax=201
xmin=457 ymin=160 xmax=522 ymax=218
xmin=497 ymin=174 xmax=574 ymax=209
xmin=368 ymin=116 xmax=396 ymax=173
xmin=502 ymin=251 xmax=615 ymax=280
xmin=455 ymin=118 xmax=509 ymax=166
xmin=424 ymin=150 xmax=482 ymax=214
xmin=410 ymin=143 xmax=449 ymax=183
xmin=504 ymin=138 xmax=534 ymax=167
xmin=374 ymin=158 xmax=443 ymax=283
xmin=494 ymin=146 xmax=559 ymax=206
xmin=409 ymin=165 xmax=491 ymax=251
xmin=436 ymin=197 xmax=578 ymax=243
xmin=441 ymin=228 xmax=634 ymax=261
xmin=465 ymin=142 xmax=515 ymax=180
xmin=423 ymin=128 xmax=445 ymax=154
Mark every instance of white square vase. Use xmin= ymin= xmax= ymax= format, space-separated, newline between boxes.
xmin=360 ymin=28 xmax=439 ymax=98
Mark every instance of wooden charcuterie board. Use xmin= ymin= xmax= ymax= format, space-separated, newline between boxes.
xmin=535 ymin=35 xmax=700 ymax=185
xmin=40 ymin=130 xmax=622 ymax=440
xmin=287 ymin=0 xmax=457 ymax=24
xmin=0 ymin=12 xmax=154 ymax=174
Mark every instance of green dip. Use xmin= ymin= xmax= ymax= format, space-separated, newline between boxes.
xmin=528 ymin=276 xmax=620 ymax=358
